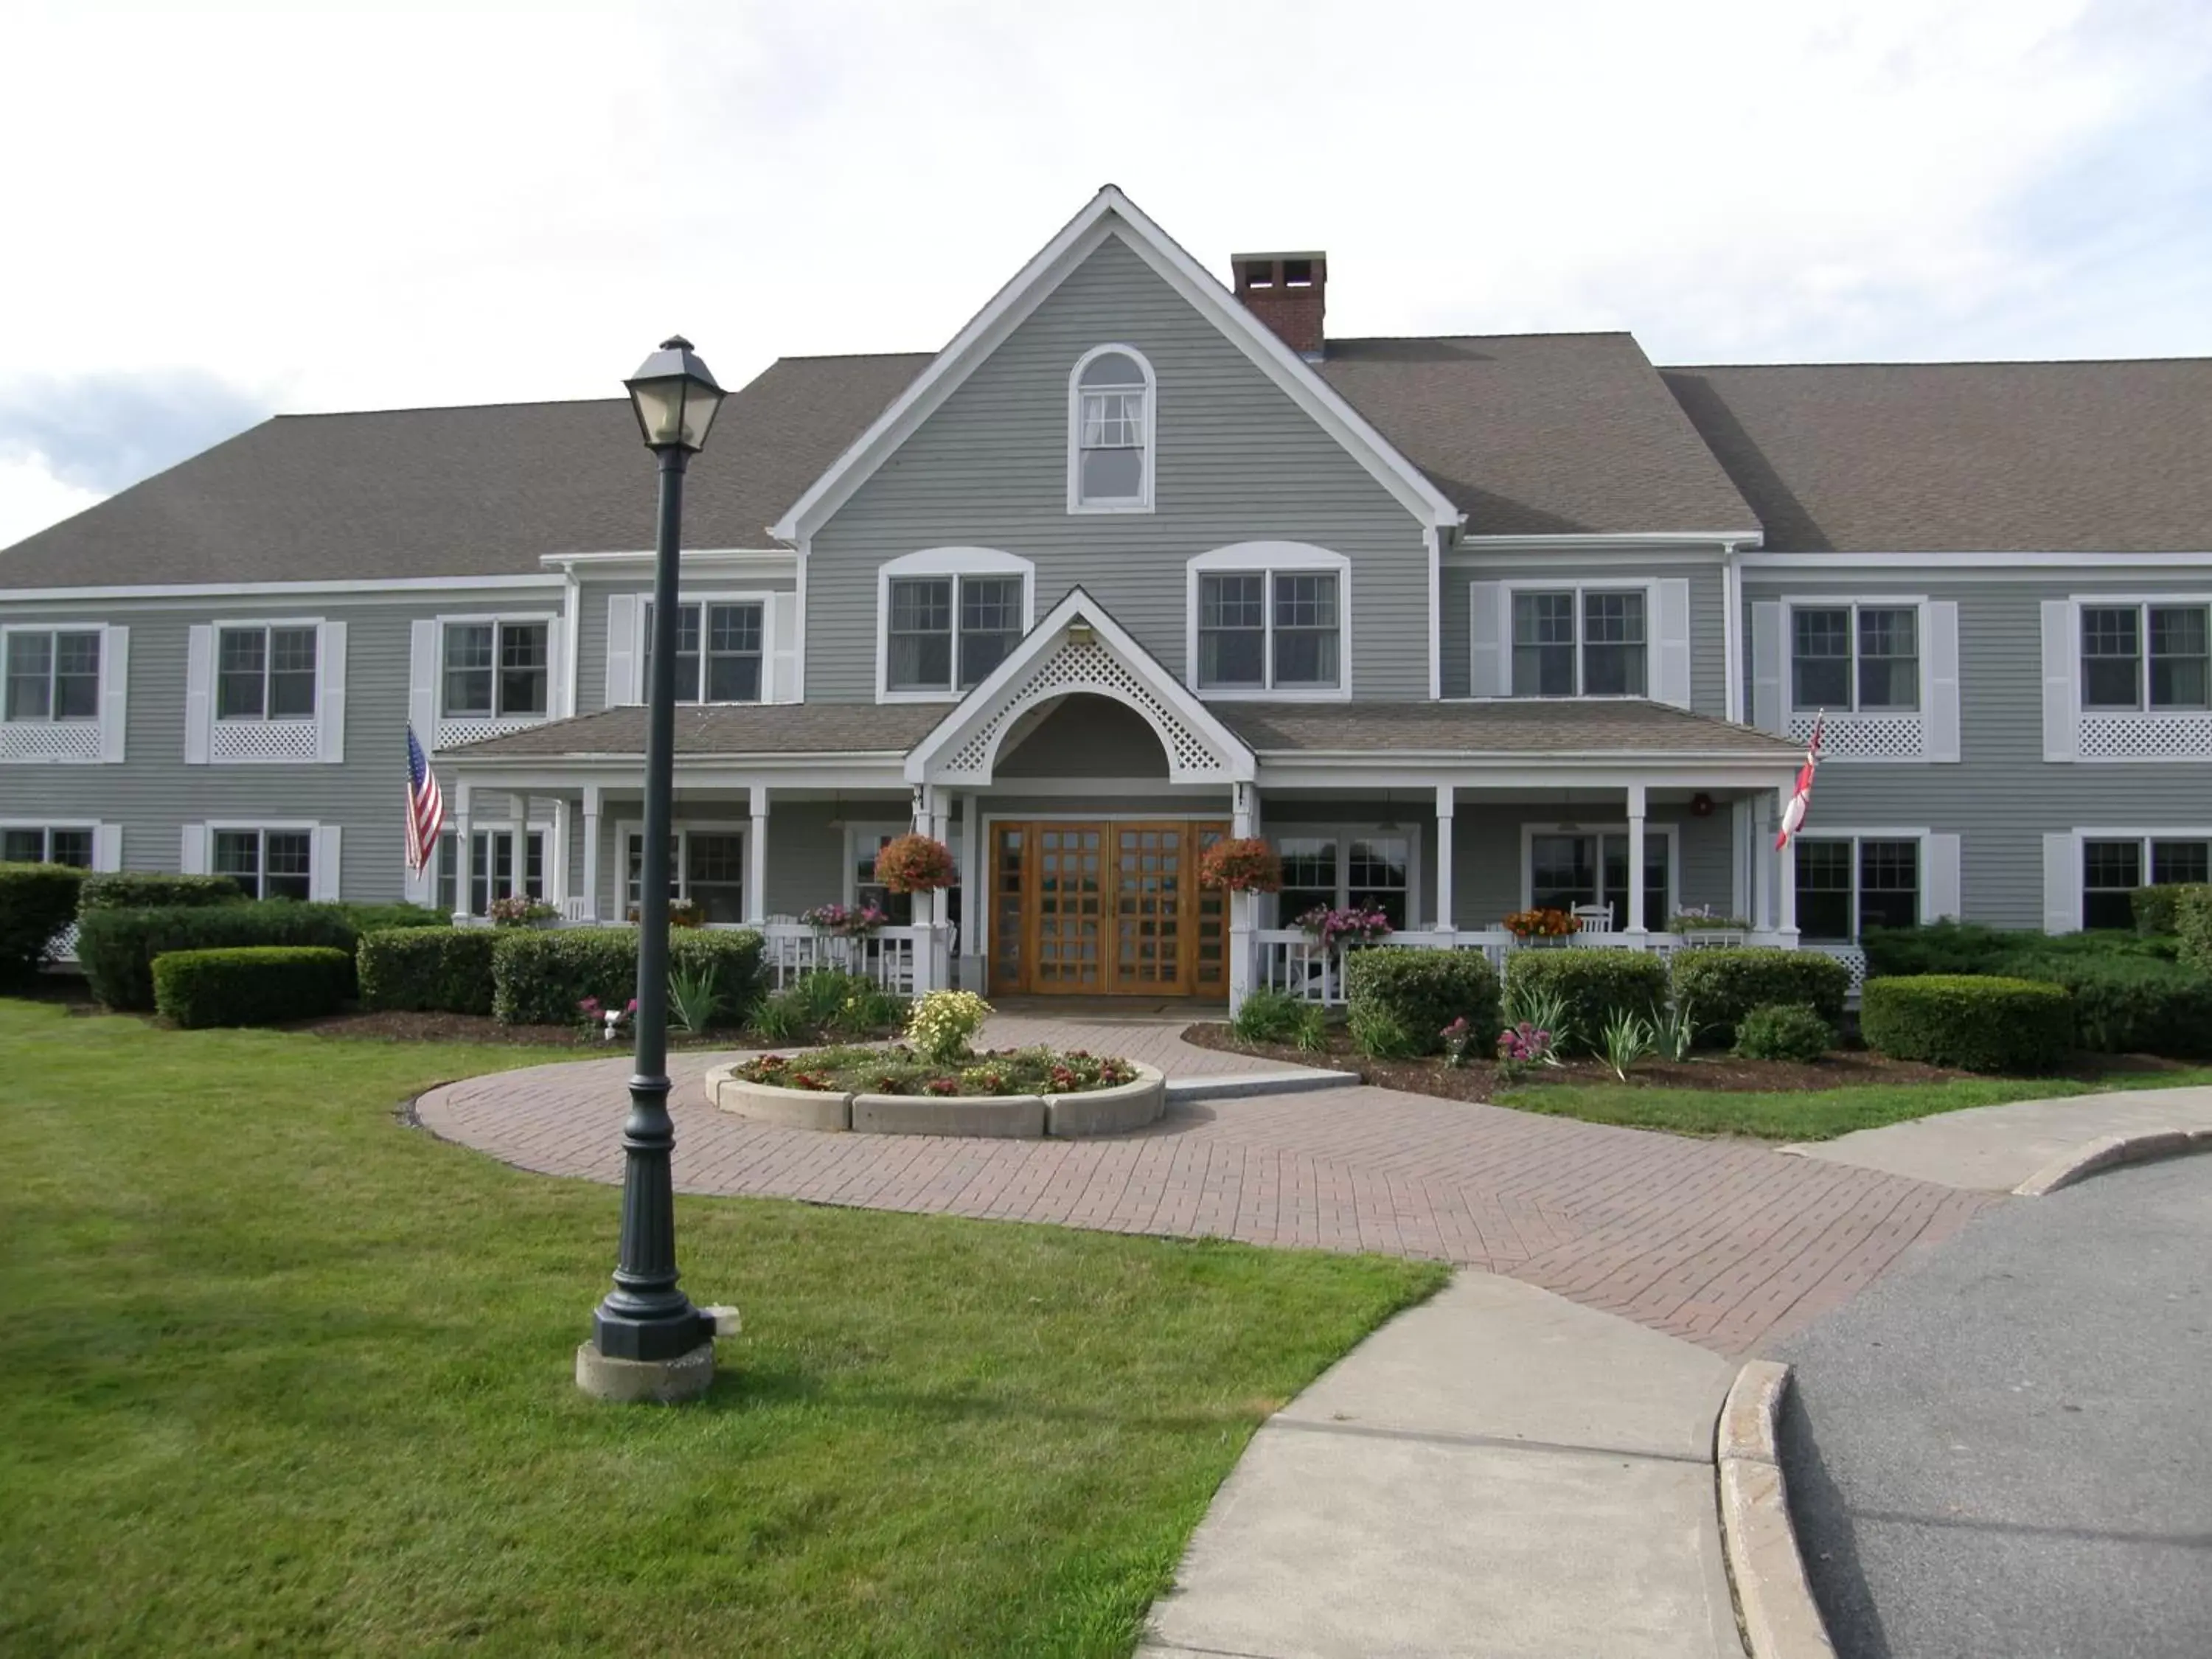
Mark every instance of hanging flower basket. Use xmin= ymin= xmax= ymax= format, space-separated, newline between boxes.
xmin=874 ymin=833 xmax=957 ymax=894
xmin=1295 ymin=904 xmax=1394 ymax=949
xmin=1197 ymin=836 xmax=1282 ymax=893
xmin=1503 ymin=906 xmax=1580 ymax=942
xmin=799 ymin=902 xmax=889 ymax=938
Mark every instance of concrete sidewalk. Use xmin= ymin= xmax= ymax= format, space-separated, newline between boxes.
xmin=1784 ymin=1083 xmax=2212 ymax=1192
xmin=1137 ymin=1272 xmax=1747 ymax=1659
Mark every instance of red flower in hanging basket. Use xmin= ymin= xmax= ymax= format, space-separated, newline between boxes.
xmin=1197 ymin=836 xmax=1282 ymax=893
xmin=874 ymin=832 xmax=957 ymax=894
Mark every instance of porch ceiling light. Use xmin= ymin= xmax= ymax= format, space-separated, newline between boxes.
xmin=624 ymin=334 xmax=726 ymax=453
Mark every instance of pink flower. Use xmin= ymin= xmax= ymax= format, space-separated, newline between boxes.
xmin=625 ymin=998 xmax=639 ymax=1014
xmin=578 ymin=996 xmax=600 ymax=1015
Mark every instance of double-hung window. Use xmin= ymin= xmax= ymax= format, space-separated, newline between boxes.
xmin=886 ymin=575 xmax=1023 ymax=694
xmin=1794 ymin=837 xmax=1919 ymax=940
xmin=1528 ymin=830 xmax=1671 ymax=931
xmin=442 ymin=619 xmax=549 ymax=717
xmin=1511 ymin=590 xmax=1646 ymax=697
xmin=1792 ymin=605 xmax=1918 ymax=712
xmin=3 ymin=629 xmax=100 ymax=721
xmin=644 ymin=601 xmax=765 ymax=703
xmin=1273 ymin=831 xmax=1413 ymax=929
xmin=213 ymin=828 xmax=313 ymax=902
xmin=1 ymin=826 xmax=94 ymax=866
xmin=1070 ymin=347 xmax=1153 ymax=510
xmin=217 ymin=625 xmax=317 ymax=720
xmin=1197 ymin=571 xmax=1341 ymax=692
xmin=2081 ymin=836 xmax=2210 ymax=930
xmin=2080 ymin=603 xmax=2211 ymax=710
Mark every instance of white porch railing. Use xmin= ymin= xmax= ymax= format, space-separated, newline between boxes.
xmin=1254 ymin=927 xmax=1807 ymax=1008
xmin=757 ymin=922 xmax=925 ymax=995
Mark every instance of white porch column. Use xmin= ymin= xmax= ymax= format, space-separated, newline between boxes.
xmin=580 ymin=784 xmax=602 ymax=921
xmin=959 ymin=793 xmax=981 ymax=989
xmin=1752 ymin=792 xmax=1774 ymax=935
xmin=450 ymin=782 xmax=473 ymax=922
xmin=1228 ymin=780 xmax=1259 ymax=1010
xmin=1433 ymin=784 xmax=1455 ymax=933
xmin=1624 ymin=782 xmax=1649 ymax=940
xmin=746 ymin=783 xmax=768 ymax=925
xmin=914 ymin=784 xmax=946 ymax=992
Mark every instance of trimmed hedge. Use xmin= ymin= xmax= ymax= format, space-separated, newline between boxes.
xmin=1863 ymin=921 xmax=2174 ymax=977
xmin=1733 ymin=1003 xmax=1834 ymax=1063
xmin=334 ymin=902 xmax=448 ymax=935
xmin=2181 ymin=888 xmax=2212 ymax=978
xmin=2130 ymin=883 xmax=2212 ymax=937
xmin=1669 ymin=947 xmax=1851 ymax=1047
xmin=0 ymin=862 xmax=87 ymax=986
xmin=357 ymin=927 xmax=500 ymax=1015
xmin=1503 ymin=949 xmax=1668 ymax=1055
xmin=1343 ymin=946 xmax=1500 ymax=1057
xmin=151 ymin=946 xmax=352 ymax=1029
xmin=77 ymin=872 xmax=245 ymax=913
xmin=490 ymin=926 xmax=765 ymax=1026
xmin=1993 ymin=953 xmax=2212 ymax=1058
xmin=1860 ymin=975 xmax=2073 ymax=1073
xmin=77 ymin=902 xmax=364 ymax=1011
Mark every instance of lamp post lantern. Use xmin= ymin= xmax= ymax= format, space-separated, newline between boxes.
xmin=575 ymin=335 xmax=728 ymax=1404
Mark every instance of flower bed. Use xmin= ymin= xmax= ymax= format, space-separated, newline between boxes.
xmin=734 ymin=1043 xmax=1138 ymax=1096
xmin=708 ymin=1045 xmax=1166 ymax=1138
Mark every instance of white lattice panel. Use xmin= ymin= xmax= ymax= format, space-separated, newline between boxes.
xmin=436 ymin=715 xmax=544 ymax=751
xmin=49 ymin=922 xmax=80 ymax=964
xmin=2077 ymin=712 xmax=2212 ymax=761
xmin=212 ymin=719 xmax=319 ymax=763
xmin=942 ymin=639 xmax=1225 ymax=779
xmin=1809 ymin=943 xmax=1868 ymax=995
xmin=0 ymin=722 xmax=100 ymax=762
xmin=1791 ymin=712 xmax=1924 ymax=760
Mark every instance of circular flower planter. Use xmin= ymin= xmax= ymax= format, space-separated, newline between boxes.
xmin=703 ymin=1061 xmax=1166 ymax=1139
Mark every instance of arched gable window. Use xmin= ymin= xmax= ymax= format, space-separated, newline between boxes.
xmin=1068 ymin=345 xmax=1155 ymax=512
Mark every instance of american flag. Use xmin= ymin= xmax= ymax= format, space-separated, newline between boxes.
xmin=405 ymin=726 xmax=445 ymax=874
xmin=1775 ymin=712 xmax=1824 ymax=850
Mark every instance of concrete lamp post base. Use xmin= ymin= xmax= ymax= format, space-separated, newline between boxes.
xmin=575 ymin=1304 xmax=741 ymax=1405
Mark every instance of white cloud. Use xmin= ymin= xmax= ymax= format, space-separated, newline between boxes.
xmin=1 ymin=0 xmax=2207 ymax=543
xmin=0 ymin=456 xmax=105 ymax=553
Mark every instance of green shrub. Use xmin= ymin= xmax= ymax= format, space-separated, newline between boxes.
xmin=76 ymin=872 xmax=245 ymax=914
xmin=355 ymin=927 xmax=499 ymax=1015
xmin=77 ymin=902 xmax=364 ymax=1011
xmin=1863 ymin=920 xmax=2172 ymax=977
xmin=1987 ymin=951 xmax=2212 ymax=1058
xmin=1344 ymin=947 xmax=1500 ymax=1057
xmin=2129 ymin=883 xmax=2212 ymax=936
xmin=150 ymin=946 xmax=352 ymax=1029
xmin=334 ymin=902 xmax=448 ymax=935
xmin=0 ymin=862 xmax=87 ymax=986
xmin=1347 ymin=1001 xmax=1421 ymax=1060
xmin=490 ymin=926 xmax=764 ymax=1026
xmin=747 ymin=969 xmax=900 ymax=1043
xmin=1860 ymin=975 xmax=2073 ymax=1073
xmin=1732 ymin=1003 xmax=1834 ymax=1063
xmin=2181 ymin=888 xmax=2212 ymax=978
xmin=1228 ymin=987 xmax=1304 ymax=1045
xmin=1669 ymin=947 xmax=1850 ymax=1046
xmin=1503 ymin=950 xmax=1668 ymax=1056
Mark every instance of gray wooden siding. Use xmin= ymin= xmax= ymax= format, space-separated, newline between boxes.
xmin=1744 ymin=571 xmax=2212 ymax=928
xmin=997 ymin=695 xmax=1172 ymax=777
xmin=1439 ymin=556 xmax=1728 ymax=715
xmin=805 ymin=233 xmax=1430 ymax=700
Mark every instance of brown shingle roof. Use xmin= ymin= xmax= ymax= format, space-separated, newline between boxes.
xmin=1321 ymin=334 xmax=1760 ymax=536
xmin=1662 ymin=360 xmax=2212 ymax=553
xmin=0 ymin=353 xmax=931 ymax=588
xmin=450 ymin=701 xmax=949 ymax=758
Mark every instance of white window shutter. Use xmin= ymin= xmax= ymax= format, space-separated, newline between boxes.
xmin=311 ymin=825 xmax=342 ymax=901
xmin=93 ymin=823 xmax=123 ymax=872
xmin=1922 ymin=832 xmax=1961 ymax=922
xmin=180 ymin=824 xmax=208 ymax=874
xmin=543 ymin=614 xmax=567 ymax=719
xmin=1924 ymin=600 xmax=1961 ymax=762
xmin=2040 ymin=600 xmax=2077 ymax=762
xmin=1653 ymin=579 xmax=1692 ymax=709
xmin=2042 ymin=831 xmax=2081 ymax=933
xmin=1468 ymin=582 xmax=1505 ymax=697
xmin=184 ymin=625 xmax=213 ymax=764
xmin=605 ymin=594 xmax=638 ymax=706
xmin=408 ymin=619 xmax=439 ymax=745
xmin=771 ymin=592 xmax=799 ymax=703
xmin=1751 ymin=601 xmax=1784 ymax=733
xmin=316 ymin=619 xmax=347 ymax=762
xmin=98 ymin=624 xmax=129 ymax=762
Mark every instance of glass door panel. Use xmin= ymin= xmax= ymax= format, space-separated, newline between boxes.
xmin=1033 ymin=827 xmax=1105 ymax=990
xmin=992 ymin=827 xmax=1026 ymax=992
xmin=1113 ymin=825 xmax=1183 ymax=989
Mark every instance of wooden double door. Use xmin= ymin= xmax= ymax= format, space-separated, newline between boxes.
xmin=990 ymin=820 xmax=1229 ymax=997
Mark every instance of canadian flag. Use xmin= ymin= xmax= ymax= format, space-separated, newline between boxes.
xmin=1775 ymin=713 xmax=1824 ymax=850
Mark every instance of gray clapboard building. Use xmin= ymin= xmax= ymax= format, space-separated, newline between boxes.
xmin=4 ymin=187 xmax=2208 ymax=1005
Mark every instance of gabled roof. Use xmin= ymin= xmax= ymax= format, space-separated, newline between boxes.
xmin=0 ymin=353 xmax=928 ymax=589
xmin=450 ymin=700 xmax=945 ymax=759
xmin=768 ymin=185 xmax=1462 ymax=540
xmin=1321 ymin=334 xmax=1760 ymax=538
xmin=1663 ymin=360 xmax=2212 ymax=554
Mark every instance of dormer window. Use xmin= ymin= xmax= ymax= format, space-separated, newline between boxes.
xmin=1068 ymin=345 xmax=1155 ymax=512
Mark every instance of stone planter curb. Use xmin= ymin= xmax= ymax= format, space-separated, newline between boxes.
xmin=1715 ymin=1359 xmax=1835 ymax=1659
xmin=1043 ymin=1065 xmax=1167 ymax=1136
xmin=703 ymin=1061 xmax=1165 ymax=1139
xmin=704 ymin=1067 xmax=852 ymax=1131
xmin=852 ymin=1092 xmax=1046 ymax=1137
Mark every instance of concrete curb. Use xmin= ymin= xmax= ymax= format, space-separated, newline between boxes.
xmin=1715 ymin=1360 xmax=1836 ymax=1659
xmin=2011 ymin=1125 xmax=2212 ymax=1197
xmin=1164 ymin=1068 xmax=1355 ymax=1103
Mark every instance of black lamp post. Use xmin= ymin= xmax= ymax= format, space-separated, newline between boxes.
xmin=580 ymin=335 xmax=726 ymax=1395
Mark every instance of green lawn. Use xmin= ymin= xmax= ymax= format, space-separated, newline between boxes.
xmin=1498 ymin=1066 xmax=2212 ymax=1140
xmin=0 ymin=1001 xmax=1442 ymax=1658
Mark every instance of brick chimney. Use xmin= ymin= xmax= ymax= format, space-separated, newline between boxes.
xmin=1233 ymin=251 xmax=1326 ymax=359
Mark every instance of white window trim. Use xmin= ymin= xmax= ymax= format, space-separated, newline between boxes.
xmin=1265 ymin=822 xmax=1420 ymax=928
xmin=1784 ymin=596 xmax=1931 ymax=714
xmin=1065 ymin=342 xmax=1156 ymax=515
xmin=2073 ymin=826 xmax=2212 ymax=921
xmin=1787 ymin=826 xmax=1941 ymax=939
xmin=210 ymin=616 xmax=323 ymax=723
xmin=453 ymin=818 xmax=555 ymax=914
xmin=634 ymin=591 xmax=779 ymax=707
xmin=192 ymin=617 xmax=344 ymax=765
xmin=201 ymin=820 xmax=335 ymax=902
xmin=875 ymin=547 xmax=1037 ymax=704
xmin=613 ymin=818 xmax=749 ymax=915
xmin=0 ymin=818 xmax=105 ymax=865
xmin=1 ymin=619 xmax=105 ymax=723
xmin=0 ymin=619 xmax=125 ymax=765
xmin=436 ymin=612 xmax=560 ymax=721
xmin=1186 ymin=542 xmax=1353 ymax=703
xmin=2071 ymin=594 xmax=2212 ymax=714
xmin=1515 ymin=821 xmax=1682 ymax=922
xmin=1492 ymin=580 xmax=1661 ymax=701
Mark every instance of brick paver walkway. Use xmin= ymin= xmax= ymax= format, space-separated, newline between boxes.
xmin=415 ymin=1020 xmax=1991 ymax=1356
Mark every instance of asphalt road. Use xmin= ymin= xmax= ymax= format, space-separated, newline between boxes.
xmin=1775 ymin=1153 xmax=2212 ymax=1659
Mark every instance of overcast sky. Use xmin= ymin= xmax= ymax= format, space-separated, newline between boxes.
xmin=3 ymin=0 xmax=2208 ymax=549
